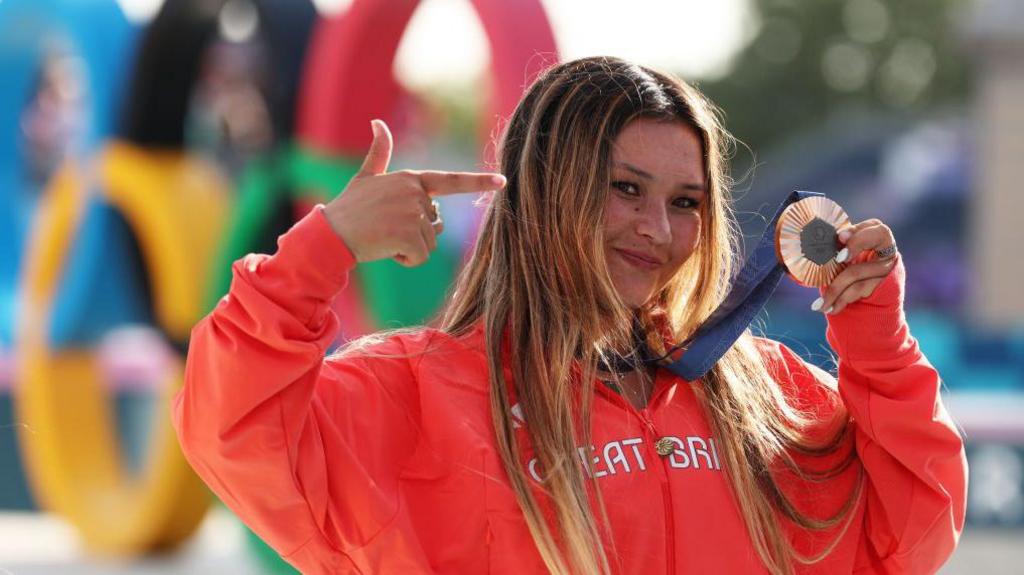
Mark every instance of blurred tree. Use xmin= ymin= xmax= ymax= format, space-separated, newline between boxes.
xmin=698 ymin=0 xmax=972 ymax=160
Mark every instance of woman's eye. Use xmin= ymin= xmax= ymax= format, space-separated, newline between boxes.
xmin=673 ymin=197 xmax=700 ymax=210
xmin=612 ymin=181 xmax=639 ymax=195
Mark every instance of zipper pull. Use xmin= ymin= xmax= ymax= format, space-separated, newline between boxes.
xmin=639 ymin=412 xmax=657 ymax=435
xmin=640 ymin=412 xmax=675 ymax=457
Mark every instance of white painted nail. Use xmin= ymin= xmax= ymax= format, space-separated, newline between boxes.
xmin=836 ymin=248 xmax=849 ymax=263
xmin=811 ymin=297 xmax=824 ymax=312
xmin=825 ymin=305 xmax=834 ymax=314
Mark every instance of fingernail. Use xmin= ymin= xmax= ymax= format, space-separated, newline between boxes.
xmin=491 ymin=175 xmax=507 ymax=187
xmin=370 ymin=119 xmax=380 ymax=135
xmin=838 ymin=229 xmax=852 ymax=243
xmin=835 ymin=247 xmax=849 ymax=263
xmin=825 ymin=306 xmax=834 ymax=314
xmin=811 ymin=297 xmax=824 ymax=312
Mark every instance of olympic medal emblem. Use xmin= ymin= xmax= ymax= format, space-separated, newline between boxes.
xmin=774 ymin=196 xmax=853 ymax=287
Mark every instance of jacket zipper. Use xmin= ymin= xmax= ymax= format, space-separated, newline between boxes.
xmin=596 ymin=371 xmax=678 ymax=574
xmin=638 ymin=408 xmax=676 ymax=574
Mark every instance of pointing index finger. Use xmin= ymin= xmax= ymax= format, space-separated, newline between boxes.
xmin=417 ymin=171 xmax=507 ymax=196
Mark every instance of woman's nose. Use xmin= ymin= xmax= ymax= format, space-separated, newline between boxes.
xmin=634 ymin=201 xmax=671 ymax=245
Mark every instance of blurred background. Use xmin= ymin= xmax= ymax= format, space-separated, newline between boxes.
xmin=0 ymin=0 xmax=1020 ymax=572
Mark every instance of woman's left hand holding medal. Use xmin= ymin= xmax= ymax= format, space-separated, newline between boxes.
xmin=811 ymin=218 xmax=900 ymax=315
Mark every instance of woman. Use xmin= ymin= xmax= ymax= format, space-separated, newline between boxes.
xmin=173 ymin=56 xmax=967 ymax=574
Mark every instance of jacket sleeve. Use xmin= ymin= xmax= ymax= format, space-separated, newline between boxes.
xmin=171 ymin=206 xmax=422 ymax=574
xmin=803 ymin=254 xmax=968 ymax=573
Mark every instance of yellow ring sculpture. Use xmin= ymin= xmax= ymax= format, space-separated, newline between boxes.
xmin=16 ymin=141 xmax=230 ymax=554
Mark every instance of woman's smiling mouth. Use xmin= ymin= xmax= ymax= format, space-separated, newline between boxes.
xmin=615 ymin=248 xmax=663 ymax=270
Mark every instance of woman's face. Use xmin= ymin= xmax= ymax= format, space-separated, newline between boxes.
xmin=602 ymin=118 xmax=707 ymax=309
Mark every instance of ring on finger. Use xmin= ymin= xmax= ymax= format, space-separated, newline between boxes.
xmin=874 ymin=244 xmax=897 ymax=259
xmin=428 ymin=200 xmax=442 ymax=225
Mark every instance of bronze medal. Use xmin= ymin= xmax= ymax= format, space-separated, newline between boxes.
xmin=774 ymin=196 xmax=853 ymax=287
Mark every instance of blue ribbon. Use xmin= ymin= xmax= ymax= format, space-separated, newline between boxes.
xmin=659 ymin=190 xmax=823 ymax=381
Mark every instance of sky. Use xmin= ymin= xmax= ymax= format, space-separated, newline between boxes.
xmin=116 ymin=0 xmax=754 ymax=88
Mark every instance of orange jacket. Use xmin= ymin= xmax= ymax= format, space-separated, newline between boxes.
xmin=173 ymin=207 xmax=967 ymax=574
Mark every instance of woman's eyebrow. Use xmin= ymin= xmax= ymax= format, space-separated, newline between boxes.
xmin=614 ymin=161 xmax=707 ymax=192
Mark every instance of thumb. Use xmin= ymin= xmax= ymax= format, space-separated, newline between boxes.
xmin=356 ymin=119 xmax=393 ymax=178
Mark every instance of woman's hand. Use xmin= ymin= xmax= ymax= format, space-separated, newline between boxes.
xmin=812 ymin=218 xmax=900 ymax=315
xmin=322 ymin=119 xmax=507 ymax=267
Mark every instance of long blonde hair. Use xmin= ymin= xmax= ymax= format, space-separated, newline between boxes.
xmin=438 ymin=56 xmax=861 ymax=574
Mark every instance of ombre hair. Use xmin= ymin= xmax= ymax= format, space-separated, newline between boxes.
xmin=438 ymin=56 xmax=861 ymax=574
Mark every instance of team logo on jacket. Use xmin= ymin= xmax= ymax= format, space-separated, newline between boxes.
xmin=527 ymin=435 xmax=722 ymax=482
xmin=510 ymin=403 xmax=722 ymax=482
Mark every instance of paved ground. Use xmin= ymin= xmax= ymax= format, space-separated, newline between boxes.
xmin=0 ymin=510 xmax=1019 ymax=573
xmin=940 ymin=527 xmax=1024 ymax=574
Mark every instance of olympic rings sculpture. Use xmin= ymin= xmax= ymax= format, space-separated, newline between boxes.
xmin=12 ymin=0 xmax=558 ymax=558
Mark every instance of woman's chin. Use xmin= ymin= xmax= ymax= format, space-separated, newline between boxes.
xmin=617 ymin=288 xmax=655 ymax=310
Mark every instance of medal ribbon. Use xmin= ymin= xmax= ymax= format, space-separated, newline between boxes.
xmin=658 ymin=190 xmax=823 ymax=380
